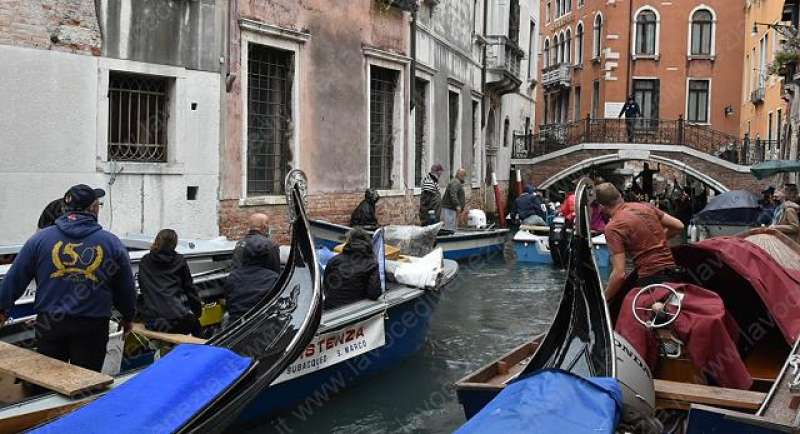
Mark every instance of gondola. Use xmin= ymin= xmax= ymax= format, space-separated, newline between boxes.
xmin=6 ymin=170 xmax=322 ymax=433
xmin=458 ymin=182 xmax=800 ymax=433
xmin=455 ymin=178 xmax=654 ymax=433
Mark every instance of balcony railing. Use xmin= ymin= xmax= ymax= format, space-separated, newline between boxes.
xmin=485 ymin=35 xmax=525 ymax=95
xmin=750 ymin=87 xmax=765 ymax=105
xmin=542 ymin=63 xmax=572 ymax=89
xmin=512 ymin=118 xmax=779 ymax=165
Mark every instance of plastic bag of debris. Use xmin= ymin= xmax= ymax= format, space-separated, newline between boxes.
xmin=383 ymin=223 xmax=441 ymax=257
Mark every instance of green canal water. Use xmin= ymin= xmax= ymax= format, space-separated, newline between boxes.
xmin=251 ymin=258 xmax=567 ymax=434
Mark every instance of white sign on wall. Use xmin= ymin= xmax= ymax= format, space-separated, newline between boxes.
xmin=605 ymin=102 xmax=625 ymax=119
xmin=273 ymin=314 xmax=386 ymax=384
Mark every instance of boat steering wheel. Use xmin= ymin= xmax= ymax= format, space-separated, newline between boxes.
xmin=631 ymin=284 xmax=683 ymax=329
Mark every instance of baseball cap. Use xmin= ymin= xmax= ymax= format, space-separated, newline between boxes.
xmin=64 ymin=184 xmax=106 ymax=211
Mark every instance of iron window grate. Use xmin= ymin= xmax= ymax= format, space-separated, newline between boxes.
xmin=370 ymin=67 xmax=398 ymax=190
xmin=108 ymin=72 xmax=170 ymax=162
xmin=247 ymin=43 xmax=293 ymax=196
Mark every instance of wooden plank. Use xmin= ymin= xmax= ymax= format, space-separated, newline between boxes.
xmin=132 ymin=323 xmax=207 ymax=345
xmin=655 ymin=379 xmax=766 ymax=411
xmin=0 ymin=341 xmax=112 ymax=397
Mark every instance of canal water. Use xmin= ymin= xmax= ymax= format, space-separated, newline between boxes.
xmin=254 ymin=258 xmax=566 ymax=434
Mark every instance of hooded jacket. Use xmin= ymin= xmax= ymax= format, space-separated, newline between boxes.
xmin=0 ymin=212 xmax=136 ymax=320
xmin=137 ymin=250 xmax=202 ymax=321
xmin=224 ymin=236 xmax=280 ymax=322
xmin=350 ymin=190 xmax=380 ymax=228
xmin=322 ymin=234 xmax=382 ymax=310
xmin=231 ymin=230 xmax=281 ymax=273
xmin=515 ymin=193 xmax=545 ymax=221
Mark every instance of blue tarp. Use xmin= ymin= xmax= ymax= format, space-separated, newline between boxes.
xmin=34 ymin=344 xmax=252 ymax=434
xmin=317 ymin=247 xmax=337 ymax=271
xmin=455 ymin=369 xmax=623 ymax=434
xmin=693 ymin=190 xmax=761 ymax=225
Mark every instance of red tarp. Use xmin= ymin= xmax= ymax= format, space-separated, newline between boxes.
xmin=678 ymin=237 xmax=800 ymax=344
xmin=616 ymin=283 xmax=753 ymax=390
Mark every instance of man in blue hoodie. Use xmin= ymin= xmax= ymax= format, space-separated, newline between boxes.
xmin=0 ymin=184 xmax=136 ymax=372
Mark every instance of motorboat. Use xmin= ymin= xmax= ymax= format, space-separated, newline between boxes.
xmin=310 ymin=219 xmax=508 ymax=260
xmin=512 ymin=225 xmax=552 ymax=264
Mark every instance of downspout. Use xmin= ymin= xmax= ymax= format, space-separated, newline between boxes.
xmin=625 ymin=0 xmax=633 ymax=96
xmin=225 ymin=0 xmax=238 ymax=92
xmin=482 ymin=0 xmax=489 ymax=127
xmin=410 ymin=4 xmax=417 ymax=112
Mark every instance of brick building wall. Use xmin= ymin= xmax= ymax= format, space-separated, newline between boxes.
xmin=0 ymin=0 xmax=101 ymax=54
xmin=538 ymin=0 xmax=745 ymax=137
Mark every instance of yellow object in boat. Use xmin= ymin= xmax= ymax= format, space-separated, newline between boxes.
xmin=333 ymin=243 xmax=401 ymax=260
xmin=199 ymin=302 xmax=224 ymax=327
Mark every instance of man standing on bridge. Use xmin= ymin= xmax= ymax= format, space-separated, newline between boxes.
xmin=618 ymin=95 xmax=641 ymax=142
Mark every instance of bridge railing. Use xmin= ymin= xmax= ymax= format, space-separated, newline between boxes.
xmin=513 ymin=118 xmax=776 ymax=166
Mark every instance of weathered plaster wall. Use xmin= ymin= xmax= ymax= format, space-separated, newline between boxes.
xmin=0 ymin=0 xmax=102 ymax=54
xmin=0 ymin=45 xmax=221 ymax=244
xmin=220 ymin=0 xmax=412 ymax=238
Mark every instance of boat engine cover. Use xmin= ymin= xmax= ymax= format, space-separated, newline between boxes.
xmin=614 ymin=333 xmax=655 ymax=419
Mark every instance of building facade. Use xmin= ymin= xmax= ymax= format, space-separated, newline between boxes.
xmin=0 ymin=0 xmax=225 ymax=245
xmin=741 ymin=0 xmax=790 ymax=163
xmin=220 ymin=0 xmax=416 ymax=241
xmin=220 ymin=0 xmax=537 ymax=239
xmin=536 ymin=0 xmax=745 ymax=138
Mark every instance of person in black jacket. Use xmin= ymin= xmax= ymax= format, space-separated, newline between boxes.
xmin=224 ymin=235 xmax=280 ymax=323
xmin=231 ymin=213 xmax=281 ymax=273
xmin=618 ymin=95 xmax=641 ymax=142
xmin=37 ymin=191 xmax=69 ymax=229
xmin=350 ymin=189 xmax=380 ymax=229
xmin=323 ymin=229 xmax=382 ymax=310
xmin=137 ymin=229 xmax=203 ymax=337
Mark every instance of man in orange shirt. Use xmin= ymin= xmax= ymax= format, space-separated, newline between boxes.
xmin=594 ymin=183 xmax=685 ymax=301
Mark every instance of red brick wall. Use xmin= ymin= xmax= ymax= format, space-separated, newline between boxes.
xmin=220 ymin=192 xmax=421 ymax=244
xmin=0 ymin=0 xmax=101 ymax=55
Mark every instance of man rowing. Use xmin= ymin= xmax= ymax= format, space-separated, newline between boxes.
xmin=594 ymin=182 xmax=685 ymax=301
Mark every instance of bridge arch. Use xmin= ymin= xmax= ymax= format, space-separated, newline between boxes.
xmin=538 ymin=153 xmax=729 ymax=192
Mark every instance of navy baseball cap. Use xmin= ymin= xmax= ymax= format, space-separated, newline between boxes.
xmin=64 ymin=184 xmax=106 ymax=210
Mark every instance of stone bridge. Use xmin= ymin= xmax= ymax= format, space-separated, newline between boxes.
xmin=512 ymin=119 xmax=774 ymax=193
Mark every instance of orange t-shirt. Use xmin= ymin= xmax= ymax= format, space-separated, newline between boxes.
xmin=604 ymin=202 xmax=676 ymax=278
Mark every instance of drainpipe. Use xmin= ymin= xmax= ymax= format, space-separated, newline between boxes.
xmin=625 ymin=0 xmax=633 ymax=96
xmin=482 ymin=0 xmax=489 ymax=127
xmin=225 ymin=0 xmax=238 ymax=92
xmin=410 ymin=3 xmax=417 ymax=112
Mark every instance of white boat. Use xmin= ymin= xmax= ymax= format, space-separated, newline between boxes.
xmin=512 ymin=226 xmax=552 ymax=264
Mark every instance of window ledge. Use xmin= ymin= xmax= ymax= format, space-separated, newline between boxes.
xmin=239 ymin=196 xmax=288 ymax=207
xmin=688 ymin=55 xmax=715 ymax=61
xmin=99 ymin=161 xmax=185 ymax=175
xmin=573 ymin=64 xmax=584 ymax=70
xmin=686 ymin=121 xmax=711 ymax=126
xmin=375 ymin=189 xmax=407 ymax=198
xmin=591 ymin=57 xmax=601 ymax=64
xmin=632 ymin=54 xmax=659 ymax=61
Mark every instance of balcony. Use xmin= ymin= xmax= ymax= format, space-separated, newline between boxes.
xmin=485 ymin=35 xmax=525 ymax=95
xmin=542 ymin=63 xmax=572 ymax=90
xmin=750 ymin=86 xmax=765 ymax=105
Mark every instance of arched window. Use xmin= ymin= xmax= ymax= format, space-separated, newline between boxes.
xmin=551 ymin=35 xmax=559 ymax=65
xmin=690 ymin=9 xmax=714 ymax=56
xmin=543 ymin=38 xmax=550 ymax=68
xmin=576 ymin=22 xmax=584 ymax=64
xmin=635 ymin=9 xmax=658 ymax=55
xmin=557 ymin=33 xmax=564 ymax=64
xmin=593 ymin=14 xmax=603 ymax=59
xmin=565 ymin=29 xmax=572 ymax=64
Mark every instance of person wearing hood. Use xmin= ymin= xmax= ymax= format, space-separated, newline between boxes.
xmin=772 ymin=184 xmax=800 ymax=243
xmin=137 ymin=229 xmax=203 ymax=337
xmin=224 ymin=234 xmax=281 ymax=323
xmin=0 ymin=184 xmax=136 ymax=372
xmin=323 ymin=228 xmax=381 ymax=310
xmin=419 ymin=164 xmax=444 ymax=225
xmin=231 ymin=213 xmax=281 ymax=273
xmin=37 ymin=190 xmax=69 ymax=229
xmin=515 ymin=184 xmax=546 ymax=226
xmin=350 ymin=189 xmax=380 ymax=228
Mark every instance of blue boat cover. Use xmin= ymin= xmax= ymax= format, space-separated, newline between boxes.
xmin=34 ymin=344 xmax=252 ymax=434
xmin=317 ymin=247 xmax=336 ymax=270
xmin=455 ymin=369 xmax=622 ymax=434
